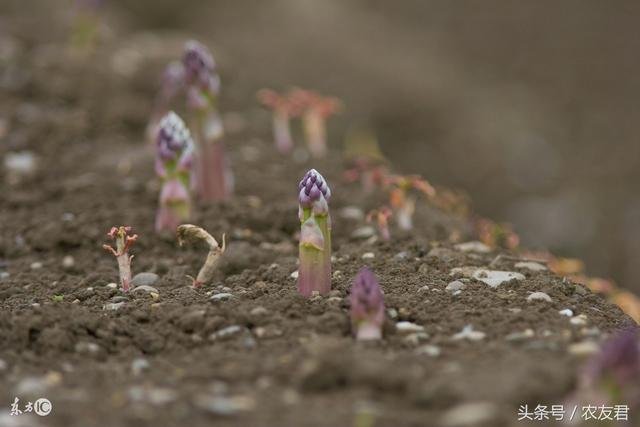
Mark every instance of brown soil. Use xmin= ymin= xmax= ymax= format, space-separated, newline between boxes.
xmin=0 ymin=3 xmax=637 ymax=427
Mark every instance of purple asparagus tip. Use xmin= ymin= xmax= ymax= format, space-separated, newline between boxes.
xmin=182 ymin=40 xmax=220 ymax=94
xmin=350 ymin=267 xmax=385 ymax=340
xmin=583 ymin=327 xmax=640 ymax=388
xmin=298 ymin=169 xmax=331 ymax=210
xmin=157 ymin=111 xmax=194 ymax=162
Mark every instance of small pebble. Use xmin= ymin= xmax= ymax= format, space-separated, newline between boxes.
xmin=30 ymin=262 xmax=43 ymax=270
xmin=106 ymin=283 xmax=118 ymax=289
xmin=103 ymin=302 xmax=126 ymax=311
xmin=472 ymin=270 xmax=525 ymax=288
xmin=351 ymin=226 xmax=375 ymax=239
xmin=250 ymin=306 xmax=268 ymax=316
xmin=527 ymin=292 xmax=552 ymax=303
xmin=62 ymin=256 xmax=75 ymax=269
xmin=4 ymin=151 xmax=36 ymax=176
xmin=570 ymin=314 xmax=588 ymax=326
xmin=396 ymin=321 xmax=425 ymax=334
xmin=515 ymin=261 xmax=547 ymax=272
xmin=290 ymin=271 xmax=299 ymax=279
xmin=132 ymin=285 xmax=159 ymax=294
xmin=446 ymin=281 xmax=466 ymax=292
xmin=581 ymin=327 xmax=601 ymax=337
xmin=131 ymin=272 xmax=159 ymax=288
xmin=210 ymin=325 xmax=245 ymax=341
xmin=418 ymin=285 xmax=430 ymax=292
xmin=111 ymin=296 xmax=129 ymax=303
xmin=210 ymin=293 xmax=234 ymax=302
xmin=194 ymin=395 xmax=255 ymax=416
xmin=404 ymin=332 xmax=430 ymax=345
xmin=416 ymin=344 xmax=441 ymax=357
xmin=394 ymin=251 xmax=409 ymax=260
xmin=387 ymin=308 xmax=398 ymax=319
xmin=505 ymin=329 xmax=535 ymax=342
xmin=361 ymin=252 xmax=375 ymax=260
xmin=558 ymin=309 xmax=574 ymax=317
xmin=0 ymin=272 xmax=9 ymax=281
xmin=452 ymin=325 xmax=486 ymax=341
xmin=0 ymin=359 xmax=6 ymax=370
xmin=568 ymin=341 xmax=599 ymax=357
xmin=75 ymin=342 xmax=100 ymax=354
xmin=454 ymin=241 xmax=491 ymax=253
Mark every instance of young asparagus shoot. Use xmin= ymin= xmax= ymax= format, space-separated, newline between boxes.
xmin=386 ymin=174 xmax=436 ymax=231
xmin=155 ymin=111 xmax=195 ymax=232
xmin=176 ymin=224 xmax=226 ymax=288
xmin=182 ymin=40 xmax=232 ymax=201
xmin=290 ymin=89 xmax=341 ymax=158
xmin=572 ymin=328 xmax=640 ymax=408
xmin=366 ymin=206 xmax=393 ymax=241
xmin=146 ymin=61 xmax=186 ymax=144
xmin=297 ymin=169 xmax=332 ymax=297
xmin=103 ymin=226 xmax=138 ymax=292
xmin=257 ymin=89 xmax=296 ymax=154
xmin=350 ymin=267 xmax=385 ymax=340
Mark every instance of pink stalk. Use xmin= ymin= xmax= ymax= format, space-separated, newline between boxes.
xmin=155 ymin=112 xmax=194 ymax=232
xmin=290 ymin=89 xmax=341 ymax=158
xmin=350 ymin=267 xmax=385 ymax=340
xmin=297 ymin=169 xmax=332 ymax=297
xmin=103 ymin=226 xmax=138 ymax=292
xmin=257 ymin=89 xmax=295 ymax=154
xmin=183 ymin=40 xmax=232 ymax=201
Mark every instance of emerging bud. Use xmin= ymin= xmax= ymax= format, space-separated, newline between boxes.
xmin=297 ymin=169 xmax=332 ymax=297
xmin=103 ymin=226 xmax=138 ymax=292
xmin=155 ymin=112 xmax=194 ymax=232
xmin=350 ymin=268 xmax=385 ymax=340
xmin=177 ymin=224 xmax=226 ymax=288
xmin=182 ymin=40 xmax=231 ymax=202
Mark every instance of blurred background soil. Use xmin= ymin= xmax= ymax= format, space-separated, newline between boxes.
xmin=3 ymin=0 xmax=640 ymax=293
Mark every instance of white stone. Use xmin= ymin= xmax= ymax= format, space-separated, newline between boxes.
xmin=4 ymin=151 xmax=36 ymax=175
xmin=568 ymin=341 xmax=599 ymax=357
xmin=30 ymin=262 xmax=43 ymax=270
xmin=106 ymin=283 xmax=118 ymax=289
xmin=361 ymin=252 xmax=375 ymax=260
xmin=558 ymin=309 xmax=574 ymax=317
xmin=527 ymin=292 xmax=552 ymax=303
xmin=416 ymin=344 xmax=441 ymax=357
xmin=452 ymin=325 xmax=486 ymax=341
xmin=62 ymin=256 xmax=75 ymax=269
xmin=340 ymin=206 xmax=365 ymax=220
xmin=472 ymin=270 xmax=525 ymax=288
xmin=210 ymin=293 xmax=234 ymax=302
xmin=570 ymin=314 xmax=588 ymax=326
xmin=446 ymin=281 xmax=466 ymax=292
xmin=454 ymin=241 xmax=491 ymax=253
xmin=396 ymin=321 xmax=425 ymax=334
xmin=515 ymin=261 xmax=547 ymax=272
xmin=290 ymin=271 xmax=299 ymax=279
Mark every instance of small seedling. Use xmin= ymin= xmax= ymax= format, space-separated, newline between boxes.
xmin=182 ymin=40 xmax=232 ymax=202
xmin=155 ymin=111 xmax=194 ymax=232
xmin=386 ymin=174 xmax=436 ymax=231
xmin=350 ymin=267 xmax=385 ymax=340
xmin=177 ymin=224 xmax=226 ymax=288
xmin=147 ymin=61 xmax=185 ymax=144
xmin=476 ymin=218 xmax=520 ymax=250
xmin=52 ymin=295 xmax=64 ymax=303
xmin=289 ymin=89 xmax=341 ymax=158
xmin=103 ymin=226 xmax=138 ymax=292
xmin=257 ymin=89 xmax=297 ymax=154
xmin=366 ymin=206 xmax=392 ymax=241
xmin=297 ymin=169 xmax=332 ymax=297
